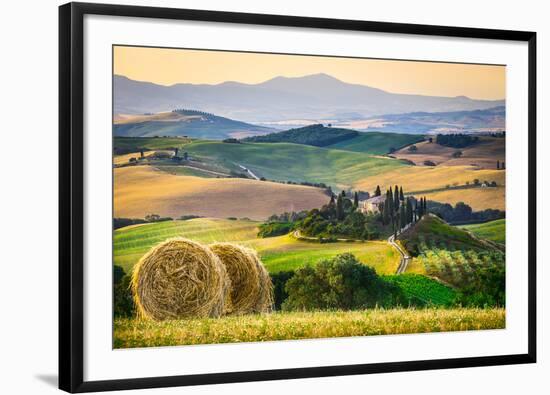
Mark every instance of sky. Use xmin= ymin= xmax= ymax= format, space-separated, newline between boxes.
xmin=114 ymin=46 xmax=505 ymax=100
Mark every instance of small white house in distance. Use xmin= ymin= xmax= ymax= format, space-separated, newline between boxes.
xmin=359 ymin=195 xmax=385 ymax=214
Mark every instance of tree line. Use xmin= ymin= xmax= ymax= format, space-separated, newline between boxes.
xmin=378 ymin=185 xmax=427 ymax=236
xmin=436 ymin=133 xmax=479 ymax=148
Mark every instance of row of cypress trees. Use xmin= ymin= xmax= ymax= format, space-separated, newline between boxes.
xmin=379 ymin=185 xmax=427 ymax=233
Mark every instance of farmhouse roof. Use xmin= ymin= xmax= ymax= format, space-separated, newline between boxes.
xmin=365 ymin=195 xmax=385 ymax=204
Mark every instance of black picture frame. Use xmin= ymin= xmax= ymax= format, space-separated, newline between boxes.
xmin=59 ymin=2 xmax=537 ymax=393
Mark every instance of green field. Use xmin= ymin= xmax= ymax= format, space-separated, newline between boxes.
xmin=114 ymin=307 xmax=505 ymax=348
xmin=399 ymin=214 xmax=491 ymax=256
xmin=384 ymin=274 xmax=456 ymax=306
xmin=183 ymin=140 xmax=408 ymax=188
xmin=113 ymin=137 xmax=190 ymax=153
xmin=328 ymin=132 xmax=424 ymax=154
xmin=112 ymin=136 xmax=430 ymax=192
xmin=461 ymin=219 xmax=505 ymax=244
xmin=114 ymin=218 xmax=400 ymax=275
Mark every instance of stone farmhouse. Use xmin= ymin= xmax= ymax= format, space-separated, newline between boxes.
xmin=358 ymin=195 xmax=385 ymax=214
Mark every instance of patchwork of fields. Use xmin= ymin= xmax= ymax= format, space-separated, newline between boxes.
xmin=113 ymin=136 xmax=505 ymax=212
xmin=182 ymin=140 xmax=408 ymax=188
xmin=114 ymin=218 xmax=400 ymax=275
xmin=111 ymin=66 xmax=508 ymax=349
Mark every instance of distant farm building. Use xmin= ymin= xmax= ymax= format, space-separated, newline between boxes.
xmin=359 ymin=195 xmax=385 ymax=214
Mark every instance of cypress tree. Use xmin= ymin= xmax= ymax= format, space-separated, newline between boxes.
xmin=383 ymin=190 xmax=390 ymax=224
xmin=399 ymin=204 xmax=406 ymax=229
xmin=388 ymin=187 xmax=394 ymax=218
xmin=497 ymin=160 xmax=500 ymax=170
xmin=341 ymin=190 xmax=346 ymax=198
xmin=375 ymin=185 xmax=381 ymax=197
xmin=406 ymin=197 xmax=413 ymax=224
xmin=394 ymin=184 xmax=400 ymax=212
xmin=353 ymin=191 xmax=359 ymax=207
xmin=400 ymin=186 xmax=404 ymax=201
xmin=336 ymin=194 xmax=344 ymax=221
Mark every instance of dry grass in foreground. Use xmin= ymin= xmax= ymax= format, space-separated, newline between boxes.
xmin=114 ymin=308 xmax=505 ymax=348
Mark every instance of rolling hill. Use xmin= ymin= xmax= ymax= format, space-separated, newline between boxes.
xmin=113 ymin=109 xmax=273 ymax=139
xmin=392 ymin=136 xmax=505 ymax=169
xmin=327 ymin=132 xmax=424 ymax=154
xmin=113 ymin=136 xmax=191 ymax=155
xmin=243 ymin=127 xmax=424 ymax=155
xmin=398 ymin=214 xmax=494 ymax=256
xmin=182 ymin=140 xmax=409 ymax=188
xmin=114 ymin=166 xmax=330 ymax=221
xmin=114 ymin=74 xmax=505 ymax=123
xmin=420 ymin=188 xmax=505 ymax=212
xmin=243 ymin=124 xmax=359 ymax=147
xmin=460 ymin=219 xmax=505 ymax=244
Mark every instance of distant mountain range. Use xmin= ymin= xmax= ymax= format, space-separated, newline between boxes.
xmin=335 ymin=106 xmax=506 ymax=135
xmin=114 ymin=73 xmax=505 ymax=123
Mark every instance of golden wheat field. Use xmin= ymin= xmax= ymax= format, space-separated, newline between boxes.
xmin=113 ymin=307 xmax=505 ymax=348
xmin=355 ymin=165 xmax=504 ymax=210
xmin=355 ymin=165 xmax=504 ymax=192
xmin=422 ymin=187 xmax=505 ymax=211
xmin=114 ymin=166 xmax=330 ymax=220
xmin=113 ymin=151 xmax=155 ymax=165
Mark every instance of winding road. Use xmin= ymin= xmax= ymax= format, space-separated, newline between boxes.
xmin=238 ymin=164 xmax=260 ymax=180
xmin=293 ymin=227 xmax=413 ymax=275
xmin=388 ymin=230 xmax=412 ymax=274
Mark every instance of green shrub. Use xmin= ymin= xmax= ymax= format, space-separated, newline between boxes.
xmin=114 ymin=267 xmax=135 ymax=318
xmin=114 ymin=265 xmax=125 ymax=285
xmin=456 ymin=260 xmax=505 ymax=307
xmin=282 ymin=253 xmax=402 ymax=311
xmin=270 ymin=271 xmax=295 ymax=310
xmin=258 ymin=222 xmax=294 ymax=238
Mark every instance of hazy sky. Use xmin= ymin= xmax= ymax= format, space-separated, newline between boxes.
xmin=114 ymin=46 xmax=505 ymax=100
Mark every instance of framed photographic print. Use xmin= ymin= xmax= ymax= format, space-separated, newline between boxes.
xmin=59 ymin=2 xmax=537 ymax=393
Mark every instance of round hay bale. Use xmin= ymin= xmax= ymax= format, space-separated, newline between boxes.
xmin=131 ymin=238 xmax=230 ymax=320
xmin=245 ymin=248 xmax=274 ymax=313
xmin=210 ymin=243 xmax=261 ymax=315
